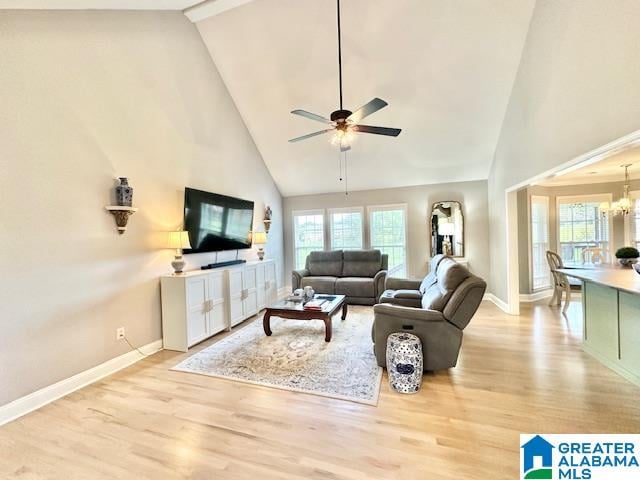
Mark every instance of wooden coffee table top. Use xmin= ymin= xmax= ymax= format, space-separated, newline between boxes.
xmin=266 ymin=294 xmax=346 ymax=315
xmin=263 ymin=294 xmax=348 ymax=342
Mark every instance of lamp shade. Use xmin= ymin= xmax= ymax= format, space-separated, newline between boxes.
xmin=252 ymin=231 xmax=268 ymax=245
xmin=168 ymin=231 xmax=192 ymax=250
xmin=439 ymin=222 xmax=455 ymax=236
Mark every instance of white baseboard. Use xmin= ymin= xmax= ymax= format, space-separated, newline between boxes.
xmin=0 ymin=339 xmax=163 ymax=427
xmin=483 ymin=293 xmax=510 ymax=313
xmin=520 ymin=289 xmax=554 ymax=303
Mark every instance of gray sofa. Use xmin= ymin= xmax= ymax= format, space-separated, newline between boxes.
xmin=373 ymin=255 xmax=486 ymax=371
xmin=292 ymin=250 xmax=388 ymax=305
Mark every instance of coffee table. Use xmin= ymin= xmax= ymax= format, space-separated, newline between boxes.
xmin=263 ymin=294 xmax=348 ymax=342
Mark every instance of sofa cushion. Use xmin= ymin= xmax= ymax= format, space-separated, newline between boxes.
xmin=335 ymin=277 xmax=375 ymax=298
xmin=421 ymin=283 xmax=448 ymax=311
xmin=307 ymin=250 xmax=343 ymax=277
xmin=301 ymin=276 xmax=337 ymax=294
xmin=421 ymin=258 xmax=470 ymax=311
xmin=342 ymin=250 xmax=382 ymax=277
xmin=392 ymin=289 xmax=422 ymax=299
xmin=438 ymin=258 xmax=470 ymax=291
xmin=419 ymin=254 xmax=446 ymax=294
xmin=379 ymin=290 xmax=423 ymax=308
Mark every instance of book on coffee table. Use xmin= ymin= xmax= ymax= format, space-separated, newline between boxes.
xmin=303 ymin=299 xmax=327 ymax=311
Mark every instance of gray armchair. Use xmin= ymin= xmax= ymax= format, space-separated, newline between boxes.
xmin=373 ymin=257 xmax=486 ymax=371
xmin=292 ymin=250 xmax=388 ymax=305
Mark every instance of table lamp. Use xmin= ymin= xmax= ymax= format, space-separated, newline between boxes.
xmin=439 ymin=222 xmax=455 ymax=256
xmin=168 ymin=231 xmax=192 ymax=274
xmin=252 ymin=231 xmax=268 ymax=260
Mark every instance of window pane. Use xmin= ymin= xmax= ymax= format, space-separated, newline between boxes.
xmin=370 ymin=208 xmax=407 ymax=277
xmin=330 ymin=210 xmax=363 ymax=250
xmin=557 ymin=200 xmax=610 ymax=265
xmin=531 ymin=196 xmax=550 ymax=290
xmin=293 ymin=213 xmax=324 ymax=269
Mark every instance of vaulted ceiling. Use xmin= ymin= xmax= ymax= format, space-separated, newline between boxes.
xmin=196 ymin=0 xmax=536 ymax=196
xmin=1 ymin=0 xmax=537 ymax=196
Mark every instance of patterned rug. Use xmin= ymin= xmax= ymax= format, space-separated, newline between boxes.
xmin=171 ymin=306 xmax=382 ymax=405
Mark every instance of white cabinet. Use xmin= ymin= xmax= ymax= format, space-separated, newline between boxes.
xmin=161 ymin=270 xmax=227 ymax=352
xmin=257 ymin=263 xmax=266 ymax=310
xmin=207 ymin=271 xmax=226 ymax=334
xmin=264 ymin=261 xmax=277 ymax=306
xmin=161 ymin=260 xmax=277 ymax=351
xmin=186 ymin=276 xmax=209 ymax=346
xmin=227 ymin=267 xmax=245 ymax=327
xmin=243 ymin=265 xmax=259 ymax=318
xmin=256 ymin=261 xmax=277 ymax=309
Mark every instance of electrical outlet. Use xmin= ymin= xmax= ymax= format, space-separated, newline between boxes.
xmin=116 ymin=327 xmax=126 ymax=340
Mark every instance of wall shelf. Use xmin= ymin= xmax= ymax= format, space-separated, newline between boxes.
xmin=105 ymin=206 xmax=138 ymax=234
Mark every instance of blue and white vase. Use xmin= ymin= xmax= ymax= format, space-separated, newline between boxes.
xmin=386 ymin=332 xmax=423 ymax=394
xmin=115 ymin=177 xmax=133 ymax=207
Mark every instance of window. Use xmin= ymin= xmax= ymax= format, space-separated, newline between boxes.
xmin=625 ymin=191 xmax=640 ymax=249
xmin=329 ymin=207 xmax=363 ymax=250
xmin=557 ymin=195 xmax=611 ymax=264
xmin=530 ymin=196 xmax=551 ymax=290
xmin=293 ymin=210 xmax=325 ymax=270
xmin=368 ymin=204 xmax=407 ymax=277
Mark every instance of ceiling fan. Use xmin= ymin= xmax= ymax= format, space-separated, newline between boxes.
xmin=288 ymin=0 xmax=401 ymax=151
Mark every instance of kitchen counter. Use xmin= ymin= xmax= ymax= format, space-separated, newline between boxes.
xmin=556 ymin=265 xmax=640 ymax=294
xmin=555 ymin=265 xmax=640 ymax=386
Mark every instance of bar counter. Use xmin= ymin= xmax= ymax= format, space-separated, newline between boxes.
xmin=557 ymin=266 xmax=640 ymax=386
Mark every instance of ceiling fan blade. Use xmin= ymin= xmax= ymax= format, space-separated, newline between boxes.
xmin=288 ymin=129 xmax=334 ymax=143
xmin=347 ymin=98 xmax=388 ymax=123
xmin=291 ymin=109 xmax=333 ymax=124
xmin=354 ymin=125 xmax=401 ymax=137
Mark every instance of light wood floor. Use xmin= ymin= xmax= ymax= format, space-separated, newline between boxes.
xmin=1 ymin=300 xmax=639 ymax=480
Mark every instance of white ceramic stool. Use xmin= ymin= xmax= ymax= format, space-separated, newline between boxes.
xmin=386 ymin=332 xmax=423 ymax=394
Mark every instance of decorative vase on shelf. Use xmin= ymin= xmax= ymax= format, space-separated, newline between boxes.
xmin=115 ymin=177 xmax=133 ymax=207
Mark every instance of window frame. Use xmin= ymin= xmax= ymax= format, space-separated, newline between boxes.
xmin=328 ymin=206 xmax=365 ymax=251
xmin=291 ymin=209 xmax=326 ymax=270
xmin=529 ymin=195 xmax=551 ymax=292
xmin=367 ymin=203 xmax=408 ymax=278
xmin=555 ymin=193 xmax=613 ymax=265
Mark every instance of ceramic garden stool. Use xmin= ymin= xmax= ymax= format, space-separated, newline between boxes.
xmin=386 ymin=332 xmax=423 ymax=394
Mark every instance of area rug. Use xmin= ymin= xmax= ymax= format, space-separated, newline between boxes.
xmin=171 ymin=306 xmax=382 ymax=405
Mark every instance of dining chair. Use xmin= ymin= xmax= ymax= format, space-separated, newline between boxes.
xmin=546 ymin=250 xmax=572 ymax=313
xmin=582 ymin=247 xmax=609 ymax=265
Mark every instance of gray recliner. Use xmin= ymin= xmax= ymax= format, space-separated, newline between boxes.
xmin=373 ymin=256 xmax=486 ymax=371
xmin=292 ymin=250 xmax=388 ymax=305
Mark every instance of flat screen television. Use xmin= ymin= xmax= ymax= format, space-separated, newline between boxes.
xmin=183 ymin=187 xmax=254 ymax=254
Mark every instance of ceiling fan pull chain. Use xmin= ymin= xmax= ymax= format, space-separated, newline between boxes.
xmin=338 ymin=149 xmax=343 ymax=181
xmin=344 ymin=150 xmax=349 ymax=196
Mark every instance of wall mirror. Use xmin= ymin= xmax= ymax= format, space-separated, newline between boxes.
xmin=430 ymin=201 xmax=464 ymax=257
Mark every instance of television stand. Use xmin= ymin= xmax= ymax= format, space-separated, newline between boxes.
xmin=201 ymin=259 xmax=246 ymax=270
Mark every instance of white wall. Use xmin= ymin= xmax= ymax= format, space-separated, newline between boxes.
xmin=489 ymin=0 xmax=640 ymax=302
xmin=0 ymin=10 xmax=283 ymax=406
xmin=283 ymin=180 xmax=489 ymax=286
